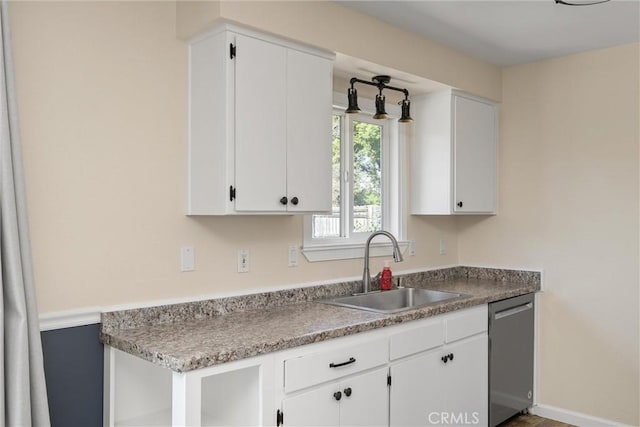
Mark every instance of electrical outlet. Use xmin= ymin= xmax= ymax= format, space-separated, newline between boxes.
xmin=408 ymin=240 xmax=416 ymax=256
xmin=288 ymin=245 xmax=298 ymax=267
xmin=180 ymin=247 xmax=195 ymax=272
xmin=238 ymin=249 xmax=249 ymax=273
xmin=439 ymin=239 xmax=447 ymax=255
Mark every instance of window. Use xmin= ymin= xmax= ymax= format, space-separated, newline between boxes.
xmin=303 ymin=93 xmax=407 ymax=262
xmin=312 ymin=112 xmax=385 ymax=239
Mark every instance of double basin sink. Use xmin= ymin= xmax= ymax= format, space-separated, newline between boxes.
xmin=320 ymin=287 xmax=467 ymax=314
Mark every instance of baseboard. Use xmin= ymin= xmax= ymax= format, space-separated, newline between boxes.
xmin=531 ymin=404 xmax=633 ymax=427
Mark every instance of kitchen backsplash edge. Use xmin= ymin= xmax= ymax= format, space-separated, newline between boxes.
xmin=101 ymin=266 xmax=540 ymax=331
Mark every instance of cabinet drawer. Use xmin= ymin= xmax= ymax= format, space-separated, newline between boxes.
xmin=284 ymin=337 xmax=388 ymax=393
xmin=445 ymin=304 xmax=488 ymax=343
xmin=389 ymin=317 xmax=443 ymax=360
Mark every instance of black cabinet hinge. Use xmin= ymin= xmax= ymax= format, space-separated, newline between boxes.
xmin=276 ymin=409 xmax=284 ymax=427
xmin=230 ymin=43 xmax=236 ymax=59
xmin=387 ymin=373 xmax=392 ymax=387
xmin=229 ymin=186 xmax=236 ymax=202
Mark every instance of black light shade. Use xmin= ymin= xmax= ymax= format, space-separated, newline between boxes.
xmin=373 ymin=94 xmax=390 ymax=120
xmin=399 ymin=98 xmax=413 ymax=123
xmin=347 ymin=75 xmax=412 ymax=123
xmin=345 ymin=87 xmax=361 ymax=114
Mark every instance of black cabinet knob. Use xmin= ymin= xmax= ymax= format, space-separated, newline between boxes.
xmin=291 ymin=197 xmax=299 ymax=206
xmin=280 ymin=197 xmax=288 ymax=205
xmin=333 ymin=391 xmax=342 ymax=401
xmin=441 ymin=353 xmax=454 ymax=363
xmin=344 ymin=387 xmax=352 ymax=397
xmin=457 ymin=201 xmax=463 ymax=208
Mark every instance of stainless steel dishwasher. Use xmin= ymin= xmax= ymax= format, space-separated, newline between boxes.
xmin=488 ymin=293 xmax=535 ymax=426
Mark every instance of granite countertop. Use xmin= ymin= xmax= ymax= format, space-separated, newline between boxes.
xmin=101 ymin=267 xmax=540 ymax=373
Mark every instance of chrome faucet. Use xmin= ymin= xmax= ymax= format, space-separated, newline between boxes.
xmin=362 ymin=230 xmax=404 ymax=294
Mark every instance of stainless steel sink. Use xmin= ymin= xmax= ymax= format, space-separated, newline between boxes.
xmin=320 ymin=287 xmax=466 ymax=314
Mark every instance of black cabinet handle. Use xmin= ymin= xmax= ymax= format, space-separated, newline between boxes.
xmin=344 ymin=387 xmax=352 ymax=397
xmin=457 ymin=201 xmax=463 ymax=208
xmin=333 ymin=391 xmax=342 ymax=401
xmin=291 ymin=197 xmax=299 ymax=206
xmin=449 ymin=353 xmax=454 ymax=361
xmin=329 ymin=357 xmax=356 ymax=368
xmin=441 ymin=355 xmax=448 ymax=364
xmin=280 ymin=197 xmax=288 ymax=205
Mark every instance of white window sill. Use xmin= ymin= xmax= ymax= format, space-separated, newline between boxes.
xmin=302 ymin=240 xmax=410 ymax=262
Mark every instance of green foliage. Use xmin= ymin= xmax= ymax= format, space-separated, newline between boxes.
xmin=331 ymin=115 xmax=341 ymax=206
xmin=352 ymin=120 xmax=381 ymax=207
xmin=328 ymin=115 xmax=383 ymax=234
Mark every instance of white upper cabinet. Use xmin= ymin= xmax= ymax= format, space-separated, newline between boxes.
xmin=410 ymin=90 xmax=497 ymax=215
xmin=286 ymin=48 xmax=333 ymax=213
xmin=234 ymin=34 xmax=288 ymax=212
xmin=187 ymin=24 xmax=334 ymax=215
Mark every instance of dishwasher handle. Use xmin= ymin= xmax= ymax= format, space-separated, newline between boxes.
xmin=494 ymin=302 xmax=533 ymax=320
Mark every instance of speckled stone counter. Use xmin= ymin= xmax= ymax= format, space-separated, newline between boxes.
xmin=100 ymin=266 xmax=540 ymax=373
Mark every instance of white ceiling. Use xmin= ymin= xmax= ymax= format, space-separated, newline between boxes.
xmin=336 ymin=0 xmax=640 ymax=67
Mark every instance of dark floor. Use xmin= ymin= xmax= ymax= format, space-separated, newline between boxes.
xmin=499 ymin=414 xmax=575 ymax=427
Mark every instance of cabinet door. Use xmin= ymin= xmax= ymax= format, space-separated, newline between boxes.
xmin=282 ymin=382 xmax=340 ymax=427
xmin=453 ymin=95 xmax=497 ymax=213
xmin=441 ymin=335 xmax=488 ymax=426
xmin=282 ymin=367 xmax=388 ymax=427
xmin=390 ymin=350 xmax=444 ymax=426
xmin=286 ymin=49 xmax=333 ymax=213
xmin=234 ymin=34 xmax=287 ymax=212
xmin=340 ymin=367 xmax=388 ymax=427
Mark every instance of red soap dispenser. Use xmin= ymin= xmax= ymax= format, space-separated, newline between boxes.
xmin=381 ymin=260 xmax=393 ymax=291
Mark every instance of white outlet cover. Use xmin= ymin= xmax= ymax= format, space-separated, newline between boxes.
xmin=180 ymin=247 xmax=195 ymax=272
xmin=439 ymin=239 xmax=447 ymax=255
xmin=408 ymin=240 xmax=416 ymax=256
xmin=288 ymin=245 xmax=298 ymax=267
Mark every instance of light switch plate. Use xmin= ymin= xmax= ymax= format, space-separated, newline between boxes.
xmin=238 ymin=249 xmax=249 ymax=273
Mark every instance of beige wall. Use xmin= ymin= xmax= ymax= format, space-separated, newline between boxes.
xmin=10 ymin=1 xmax=459 ymax=314
xmin=458 ymin=43 xmax=640 ymax=425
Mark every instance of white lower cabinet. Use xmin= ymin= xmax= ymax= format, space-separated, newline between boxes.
xmin=282 ymin=367 xmax=388 ymax=427
xmin=104 ymin=349 xmax=274 ymax=427
xmin=391 ymin=334 xmax=488 ymax=427
xmin=390 ymin=350 xmax=443 ymax=426
xmin=278 ymin=333 xmax=389 ymax=427
xmin=441 ymin=335 xmax=488 ymax=426
xmin=105 ymin=305 xmax=489 ymax=427
xmin=389 ymin=305 xmax=488 ymax=427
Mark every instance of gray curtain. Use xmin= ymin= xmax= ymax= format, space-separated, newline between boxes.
xmin=0 ymin=1 xmax=51 ymax=426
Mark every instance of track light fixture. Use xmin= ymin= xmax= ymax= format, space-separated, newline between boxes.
xmin=346 ymin=75 xmax=413 ymax=123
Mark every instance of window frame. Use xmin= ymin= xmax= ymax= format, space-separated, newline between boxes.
xmin=302 ymin=92 xmax=408 ymax=262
